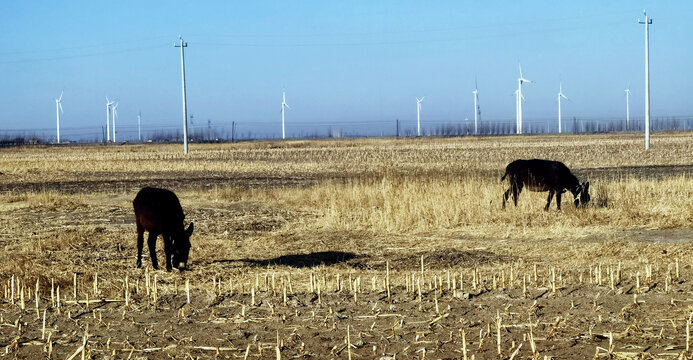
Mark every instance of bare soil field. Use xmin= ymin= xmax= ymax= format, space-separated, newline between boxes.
xmin=0 ymin=132 xmax=692 ymax=359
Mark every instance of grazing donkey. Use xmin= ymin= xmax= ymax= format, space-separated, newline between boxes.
xmin=501 ymin=159 xmax=590 ymax=210
xmin=133 ymin=187 xmax=194 ymax=271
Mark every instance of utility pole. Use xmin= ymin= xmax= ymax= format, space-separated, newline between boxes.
xmin=396 ymin=119 xmax=399 ymax=137
xmin=639 ymin=10 xmax=652 ymax=150
xmin=138 ymin=111 xmax=141 ymax=142
xmin=175 ymin=36 xmax=189 ymax=154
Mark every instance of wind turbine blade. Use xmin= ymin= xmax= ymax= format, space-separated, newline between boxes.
xmin=518 ymin=63 xmax=523 ymax=78
xmin=475 ymin=75 xmax=478 ymax=90
xmin=59 ymin=103 xmax=63 ymax=113
xmin=58 ymin=91 xmax=63 ymax=102
xmin=285 ymin=104 xmax=291 ymax=110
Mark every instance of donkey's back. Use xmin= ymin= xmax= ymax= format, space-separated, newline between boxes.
xmin=502 ymin=159 xmax=577 ymax=192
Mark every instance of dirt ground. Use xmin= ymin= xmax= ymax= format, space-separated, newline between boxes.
xmin=1 ymin=136 xmax=693 ymax=359
xmin=5 ymin=274 xmax=693 ymax=359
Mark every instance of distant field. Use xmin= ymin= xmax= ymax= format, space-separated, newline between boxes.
xmin=0 ymin=132 xmax=692 ymax=359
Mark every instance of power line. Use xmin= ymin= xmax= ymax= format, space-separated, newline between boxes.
xmin=0 ymin=44 xmax=168 ymax=64
xmin=195 ymin=22 xmax=628 ymax=48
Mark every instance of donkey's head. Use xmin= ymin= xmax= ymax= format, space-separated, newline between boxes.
xmin=572 ymin=181 xmax=590 ymax=208
xmin=171 ymin=222 xmax=194 ymax=270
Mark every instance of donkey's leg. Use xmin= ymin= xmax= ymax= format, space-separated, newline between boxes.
xmin=556 ymin=191 xmax=563 ymax=210
xmin=147 ymin=232 xmax=159 ymax=270
xmin=136 ymin=223 xmax=144 ymax=268
xmin=512 ymin=183 xmax=523 ymax=206
xmin=503 ymin=187 xmax=513 ymax=209
xmin=163 ymin=235 xmax=173 ymax=272
xmin=545 ymin=190 xmax=555 ymax=211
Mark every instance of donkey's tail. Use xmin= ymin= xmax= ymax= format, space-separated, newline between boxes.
xmin=500 ymin=172 xmax=508 ymax=181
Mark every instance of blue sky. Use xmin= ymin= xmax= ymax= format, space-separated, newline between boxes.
xmin=1 ymin=1 xmax=691 ymax=139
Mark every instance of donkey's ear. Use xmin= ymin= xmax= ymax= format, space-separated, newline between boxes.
xmin=583 ymin=181 xmax=590 ymax=192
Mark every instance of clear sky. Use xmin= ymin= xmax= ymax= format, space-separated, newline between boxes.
xmin=1 ymin=1 xmax=692 ymax=140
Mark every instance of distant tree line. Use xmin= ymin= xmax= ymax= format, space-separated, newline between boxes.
xmin=1 ymin=116 xmax=692 ymax=145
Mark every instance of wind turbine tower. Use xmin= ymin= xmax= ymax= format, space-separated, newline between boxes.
xmin=111 ymin=102 xmax=118 ymax=142
xmin=639 ymin=10 xmax=652 ymax=149
xmin=557 ymin=83 xmax=569 ymax=133
xmin=625 ymin=88 xmax=631 ymax=131
xmin=472 ymin=78 xmax=480 ymax=134
xmin=105 ymin=97 xmax=113 ymax=142
xmin=516 ymin=64 xmax=531 ymax=134
xmin=281 ymin=89 xmax=290 ymax=139
xmin=138 ymin=111 xmax=142 ymax=142
xmin=416 ymin=97 xmax=424 ymax=136
xmin=55 ymin=92 xmax=63 ymax=143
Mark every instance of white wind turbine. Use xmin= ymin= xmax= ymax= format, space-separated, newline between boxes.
xmin=514 ymin=89 xmax=523 ymax=134
xmin=281 ymin=89 xmax=290 ymax=140
xmin=55 ymin=91 xmax=64 ymax=143
xmin=111 ymin=102 xmax=119 ymax=142
xmin=516 ymin=64 xmax=531 ymax=134
xmin=557 ymin=83 xmax=569 ymax=133
xmin=416 ymin=97 xmax=424 ymax=136
xmin=472 ymin=77 xmax=480 ymax=135
xmin=105 ymin=97 xmax=114 ymax=142
xmin=625 ymin=87 xmax=632 ymax=131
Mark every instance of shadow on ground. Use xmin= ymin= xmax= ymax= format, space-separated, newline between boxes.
xmin=211 ymin=248 xmax=513 ymax=270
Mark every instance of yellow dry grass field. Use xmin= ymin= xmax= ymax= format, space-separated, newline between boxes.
xmin=0 ymin=132 xmax=692 ymax=359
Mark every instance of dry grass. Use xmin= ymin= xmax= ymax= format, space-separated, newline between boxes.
xmin=1 ymin=132 xmax=693 ymax=358
xmin=200 ymin=174 xmax=693 ymax=239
